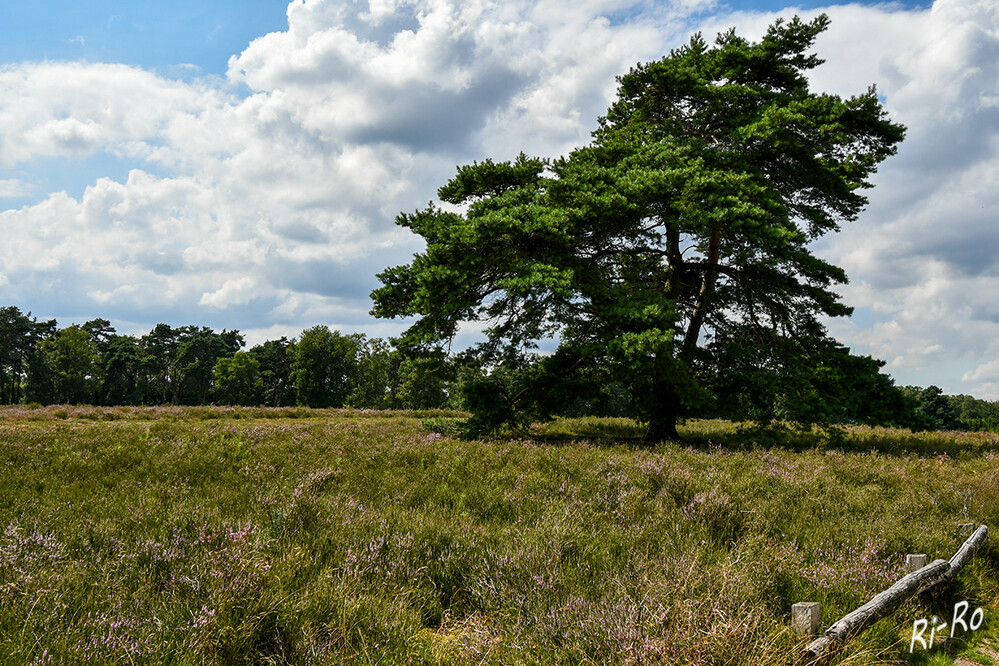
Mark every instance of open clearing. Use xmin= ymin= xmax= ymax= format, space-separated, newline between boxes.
xmin=1 ymin=405 xmax=997 ymax=664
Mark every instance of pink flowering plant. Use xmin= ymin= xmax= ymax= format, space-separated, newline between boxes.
xmin=0 ymin=405 xmax=997 ymax=663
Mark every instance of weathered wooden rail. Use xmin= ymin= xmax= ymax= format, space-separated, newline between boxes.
xmin=799 ymin=524 xmax=989 ymax=664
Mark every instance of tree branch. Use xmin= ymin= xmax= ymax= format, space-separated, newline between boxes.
xmin=681 ymin=226 xmax=721 ymax=358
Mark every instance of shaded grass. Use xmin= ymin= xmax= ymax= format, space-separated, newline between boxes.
xmin=1 ymin=406 xmax=997 ymax=664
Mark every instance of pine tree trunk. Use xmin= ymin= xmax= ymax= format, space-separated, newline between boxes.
xmin=643 ymin=413 xmax=680 ymax=444
xmin=641 ymin=373 xmax=685 ymax=444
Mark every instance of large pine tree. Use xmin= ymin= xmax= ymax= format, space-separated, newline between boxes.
xmin=372 ymin=16 xmax=906 ymax=442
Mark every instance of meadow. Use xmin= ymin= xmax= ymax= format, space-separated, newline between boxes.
xmin=1 ymin=405 xmax=998 ymax=665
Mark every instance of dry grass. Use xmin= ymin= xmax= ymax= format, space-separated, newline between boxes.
xmin=0 ymin=406 xmax=996 ymax=664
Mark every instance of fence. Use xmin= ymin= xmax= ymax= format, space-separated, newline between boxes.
xmin=792 ymin=524 xmax=989 ymax=663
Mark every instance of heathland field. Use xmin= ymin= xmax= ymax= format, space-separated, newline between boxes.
xmin=2 ymin=406 xmax=998 ymax=665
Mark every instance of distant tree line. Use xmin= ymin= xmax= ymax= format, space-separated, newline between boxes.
xmin=0 ymin=306 xmax=449 ymax=411
xmin=898 ymin=385 xmax=999 ymax=433
xmin=2 ymin=304 xmax=998 ymax=433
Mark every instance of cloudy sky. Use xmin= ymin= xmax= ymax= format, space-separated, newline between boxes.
xmin=2 ymin=0 xmax=998 ymax=398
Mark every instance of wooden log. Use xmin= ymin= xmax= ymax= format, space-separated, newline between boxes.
xmin=923 ymin=526 xmax=990 ymax=603
xmin=803 ymin=559 xmax=950 ymax=662
xmin=944 ymin=525 xmax=989 ymax=582
xmin=801 ymin=525 xmax=989 ymax=663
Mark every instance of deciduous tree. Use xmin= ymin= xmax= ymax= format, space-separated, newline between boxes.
xmin=0 ymin=306 xmax=54 ymax=404
xmin=249 ymin=337 xmax=296 ymax=407
xmin=293 ymin=326 xmax=362 ymax=408
xmin=33 ymin=324 xmax=99 ymax=404
xmin=213 ymin=351 xmax=263 ymax=406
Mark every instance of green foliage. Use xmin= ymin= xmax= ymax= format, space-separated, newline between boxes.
xmin=135 ymin=323 xmax=246 ymax=405
xmin=248 ymin=336 xmax=296 ymax=407
xmin=213 ymin=351 xmax=263 ymax=406
xmin=397 ymin=356 xmax=450 ymax=410
xmin=347 ymin=336 xmax=402 ymax=408
xmin=17 ymin=302 xmax=999 ymax=443
xmin=98 ymin=333 xmax=145 ymax=405
xmin=30 ymin=324 xmax=100 ymax=404
xmin=372 ymin=16 xmax=906 ymax=441
xmin=292 ymin=325 xmax=362 ymax=408
xmin=173 ymin=327 xmax=245 ymax=405
xmin=704 ymin=328 xmax=918 ymax=428
xmin=947 ymin=393 xmax=999 ymax=432
xmin=139 ymin=323 xmax=182 ymax=404
xmin=347 ymin=338 xmax=451 ymax=411
xmin=448 ymin=347 xmax=638 ymax=437
xmin=420 ymin=416 xmax=465 ymax=437
xmin=901 ymin=385 xmax=964 ymax=431
xmin=0 ymin=306 xmax=54 ymax=405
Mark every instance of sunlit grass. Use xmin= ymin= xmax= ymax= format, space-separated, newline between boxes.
xmin=1 ymin=406 xmax=997 ymax=664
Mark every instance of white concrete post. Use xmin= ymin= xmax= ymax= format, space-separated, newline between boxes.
xmin=792 ymin=602 xmax=821 ymax=636
xmin=905 ymin=554 xmax=928 ymax=573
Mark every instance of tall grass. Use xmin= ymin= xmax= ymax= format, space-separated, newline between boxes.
xmin=1 ymin=406 xmax=996 ymax=664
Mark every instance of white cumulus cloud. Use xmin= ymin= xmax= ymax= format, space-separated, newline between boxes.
xmin=200 ymin=277 xmax=260 ymax=309
xmin=1 ymin=0 xmax=999 ymax=398
xmin=0 ymin=179 xmax=28 ymax=198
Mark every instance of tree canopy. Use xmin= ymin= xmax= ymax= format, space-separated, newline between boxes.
xmin=293 ymin=325 xmax=363 ymax=408
xmin=371 ymin=16 xmax=907 ymax=441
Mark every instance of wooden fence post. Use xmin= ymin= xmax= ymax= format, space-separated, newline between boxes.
xmin=804 ymin=525 xmax=989 ymax=663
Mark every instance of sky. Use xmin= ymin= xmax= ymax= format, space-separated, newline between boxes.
xmin=1 ymin=0 xmax=998 ymax=398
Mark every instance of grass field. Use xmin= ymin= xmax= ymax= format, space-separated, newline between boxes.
xmin=1 ymin=405 xmax=998 ymax=664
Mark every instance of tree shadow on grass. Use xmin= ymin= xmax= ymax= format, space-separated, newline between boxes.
xmin=519 ymin=417 xmax=999 ymax=459
xmin=694 ymin=422 xmax=999 ymax=459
